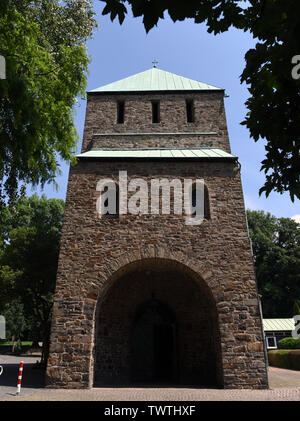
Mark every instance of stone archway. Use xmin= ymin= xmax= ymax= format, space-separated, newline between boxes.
xmin=92 ymin=257 xmax=223 ymax=388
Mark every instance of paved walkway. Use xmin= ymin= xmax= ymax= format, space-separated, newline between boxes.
xmin=1 ymin=355 xmax=300 ymax=401
xmin=6 ymin=385 xmax=300 ymax=402
xmin=269 ymin=365 xmax=300 ymax=388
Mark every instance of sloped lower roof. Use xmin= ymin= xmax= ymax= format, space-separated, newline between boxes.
xmin=263 ymin=319 xmax=295 ymax=331
xmin=89 ymin=67 xmax=223 ymax=93
xmin=77 ymin=148 xmax=236 ymax=160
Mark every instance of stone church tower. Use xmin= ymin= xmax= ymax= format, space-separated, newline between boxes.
xmin=46 ymin=66 xmax=268 ymax=389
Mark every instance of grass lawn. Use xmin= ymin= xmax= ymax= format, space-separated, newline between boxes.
xmin=0 ymin=341 xmax=34 ymax=354
xmin=0 ymin=341 xmax=32 ymax=347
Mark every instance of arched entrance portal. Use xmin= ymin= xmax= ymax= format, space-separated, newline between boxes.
xmin=93 ymin=259 xmax=223 ymax=387
xmin=132 ymin=299 xmax=177 ymax=383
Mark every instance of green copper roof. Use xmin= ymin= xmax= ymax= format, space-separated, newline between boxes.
xmin=77 ymin=148 xmax=236 ymax=160
xmin=89 ymin=67 xmax=223 ymax=93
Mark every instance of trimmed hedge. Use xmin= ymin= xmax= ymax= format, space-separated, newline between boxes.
xmin=278 ymin=337 xmax=300 ymax=349
xmin=268 ymin=350 xmax=300 ymax=370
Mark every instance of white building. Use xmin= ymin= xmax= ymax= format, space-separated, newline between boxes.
xmin=263 ymin=319 xmax=295 ymax=349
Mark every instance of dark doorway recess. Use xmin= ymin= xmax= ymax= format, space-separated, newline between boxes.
xmin=93 ymin=260 xmax=224 ymax=388
xmin=131 ymin=299 xmax=177 ymax=384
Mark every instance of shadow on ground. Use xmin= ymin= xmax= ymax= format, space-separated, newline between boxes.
xmin=0 ymin=357 xmax=45 ymax=389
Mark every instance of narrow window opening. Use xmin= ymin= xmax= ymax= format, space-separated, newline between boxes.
xmin=152 ymin=101 xmax=160 ymax=123
xmin=115 ymin=187 xmax=120 ymax=216
xmin=190 ymin=184 xmax=210 ymax=219
xmin=117 ymin=101 xmax=125 ymax=124
xmin=101 ymin=184 xmax=119 ymax=218
xmin=204 ymin=185 xmax=210 ymax=220
xmin=186 ymin=100 xmax=194 ymax=123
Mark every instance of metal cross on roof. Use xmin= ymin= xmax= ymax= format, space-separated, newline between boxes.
xmin=152 ymin=59 xmax=158 ymax=68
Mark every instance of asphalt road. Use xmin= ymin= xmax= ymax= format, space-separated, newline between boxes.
xmin=0 ymin=354 xmax=44 ymax=399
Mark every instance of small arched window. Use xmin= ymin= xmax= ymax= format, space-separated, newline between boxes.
xmin=98 ymin=181 xmax=119 ymax=218
xmin=151 ymin=101 xmax=160 ymax=123
xmin=190 ymin=183 xmax=210 ymax=220
xmin=117 ymin=101 xmax=125 ymax=124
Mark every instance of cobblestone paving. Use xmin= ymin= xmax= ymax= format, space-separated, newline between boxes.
xmin=4 ymin=386 xmax=300 ymax=401
xmin=1 ymin=355 xmax=300 ymax=401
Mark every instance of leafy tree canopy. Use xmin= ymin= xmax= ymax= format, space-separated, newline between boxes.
xmin=0 ymin=1 xmax=97 ymax=205
xmin=247 ymin=209 xmax=300 ymax=317
xmin=0 ymin=194 xmax=64 ymax=363
xmin=100 ymin=0 xmax=300 ymax=201
xmin=2 ymin=299 xmax=27 ymax=350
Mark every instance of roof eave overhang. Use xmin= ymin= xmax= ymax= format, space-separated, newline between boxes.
xmin=87 ymin=89 xmax=225 ymax=96
xmin=77 ymin=156 xmax=237 ymax=163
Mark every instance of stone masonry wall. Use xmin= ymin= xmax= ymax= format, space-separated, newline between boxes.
xmin=46 ymin=158 xmax=268 ymax=389
xmin=81 ymin=92 xmax=231 ymax=153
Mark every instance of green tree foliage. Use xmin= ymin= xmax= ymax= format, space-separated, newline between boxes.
xmin=293 ymin=301 xmax=300 ymax=316
xmin=277 ymin=337 xmax=300 ymax=350
xmin=2 ymin=299 xmax=26 ymax=352
xmin=247 ymin=209 xmax=300 ymax=317
xmin=0 ymin=1 xmax=97 ymax=204
xmin=268 ymin=349 xmax=300 ymax=370
xmin=100 ymin=0 xmax=300 ymax=201
xmin=0 ymin=194 xmax=64 ymax=364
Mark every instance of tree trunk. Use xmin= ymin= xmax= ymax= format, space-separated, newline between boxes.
xmin=31 ymin=340 xmax=40 ymax=349
xmin=11 ymin=335 xmax=15 ymax=353
xmin=40 ymin=324 xmax=51 ymax=367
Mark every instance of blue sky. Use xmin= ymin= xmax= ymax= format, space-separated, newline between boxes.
xmin=34 ymin=4 xmax=299 ymax=220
